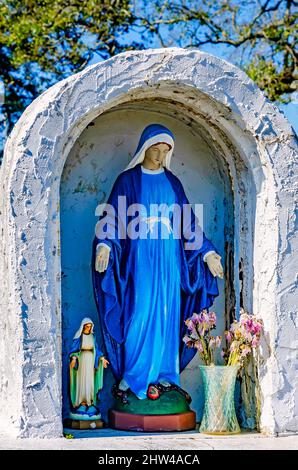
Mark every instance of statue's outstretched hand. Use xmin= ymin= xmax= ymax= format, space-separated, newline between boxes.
xmin=70 ymin=357 xmax=77 ymax=369
xmin=100 ymin=357 xmax=110 ymax=369
xmin=95 ymin=245 xmax=110 ymax=273
xmin=205 ymin=252 xmax=224 ymax=279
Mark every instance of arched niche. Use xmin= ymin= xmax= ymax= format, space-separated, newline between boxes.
xmin=60 ymin=100 xmax=234 ymax=424
xmin=0 ymin=48 xmax=297 ymax=438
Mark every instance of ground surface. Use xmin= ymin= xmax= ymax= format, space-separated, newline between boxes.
xmin=0 ymin=428 xmax=297 ymax=450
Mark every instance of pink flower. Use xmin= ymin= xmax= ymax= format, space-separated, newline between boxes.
xmin=252 ymin=322 xmax=262 ymax=335
xmin=190 ymin=313 xmax=201 ymax=325
xmin=197 ymin=312 xmax=206 ymax=323
xmin=241 ymin=316 xmax=254 ymax=332
xmin=194 ymin=341 xmax=204 ymax=352
xmin=224 ymin=310 xmax=263 ymax=365
xmin=190 ymin=330 xmax=199 ymax=341
xmin=242 ymin=330 xmax=252 ymax=342
xmin=225 ymin=331 xmax=233 ymax=343
xmin=198 ymin=324 xmax=206 ymax=336
xmin=182 ymin=335 xmax=193 ymax=347
xmin=207 ymin=311 xmax=216 ymax=326
xmin=241 ymin=346 xmax=251 ymax=356
xmin=185 ymin=319 xmax=195 ymax=331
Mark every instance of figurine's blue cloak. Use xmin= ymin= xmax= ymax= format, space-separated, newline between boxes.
xmin=91 ymin=161 xmax=219 ymax=396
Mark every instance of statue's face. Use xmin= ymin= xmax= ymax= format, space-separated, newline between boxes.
xmin=144 ymin=142 xmax=171 ymax=167
xmin=83 ymin=323 xmax=92 ymax=334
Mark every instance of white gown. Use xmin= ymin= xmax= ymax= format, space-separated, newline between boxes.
xmin=74 ymin=334 xmax=95 ymax=407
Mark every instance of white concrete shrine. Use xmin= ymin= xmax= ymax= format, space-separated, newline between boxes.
xmin=0 ymin=48 xmax=297 ymax=438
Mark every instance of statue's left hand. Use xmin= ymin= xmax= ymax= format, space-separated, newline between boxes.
xmin=95 ymin=245 xmax=110 ymax=273
xmin=70 ymin=357 xmax=77 ymax=369
xmin=205 ymin=253 xmax=224 ymax=278
xmin=100 ymin=357 xmax=110 ymax=368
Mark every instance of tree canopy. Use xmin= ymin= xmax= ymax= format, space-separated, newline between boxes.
xmin=140 ymin=0 xmax=297 ymax=103
xmin=0 ymin=0 xmax=297 ymax=157
xmin=0 ymin=0 xmax=142 ymax=139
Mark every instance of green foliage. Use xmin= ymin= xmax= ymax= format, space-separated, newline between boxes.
xmin=0 ymin=0 xmax=141 ymax=138
xmin=0 ymin=0 xmax=297 ymax=156
xmin=142 ymin=0 xmax=298 ymax=103
xmin=244 ymin=57 xmax=294 ymax=103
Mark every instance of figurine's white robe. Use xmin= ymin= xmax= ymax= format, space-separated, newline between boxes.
xmin=74 ymin=334 xmax=95 ymax=406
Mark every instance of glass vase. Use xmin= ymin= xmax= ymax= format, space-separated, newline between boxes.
xmin=199 ymin=365 xmax=241 ymax=435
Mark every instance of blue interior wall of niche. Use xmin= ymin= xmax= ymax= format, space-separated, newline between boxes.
xmin=60 ymin=106 xmax=234 ymax=423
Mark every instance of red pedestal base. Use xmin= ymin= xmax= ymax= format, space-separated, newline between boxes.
xmin=109 ymin=409 xmax=196 ymax=432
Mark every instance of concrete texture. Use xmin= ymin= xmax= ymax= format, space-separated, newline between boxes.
xmin=0 ymin=429 xmax=297 ymax=450
xmin=0 ymin=47 xmax=297 ymax=439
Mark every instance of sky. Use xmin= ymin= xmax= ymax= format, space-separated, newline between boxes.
xmin=280 ymin=102 xmax=298 ymax=135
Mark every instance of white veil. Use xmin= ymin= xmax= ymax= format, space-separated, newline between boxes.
xmin=123 ymin=129 xmax=175 ymax=172
xmin=73 ymin=317 xmax=95 ymax=339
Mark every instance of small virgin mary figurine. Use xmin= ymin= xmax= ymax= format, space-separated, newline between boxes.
xmin=69 ymin=317 xmax=109 ymax=418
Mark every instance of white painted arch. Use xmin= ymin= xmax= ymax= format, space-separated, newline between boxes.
xmin=0 ymin=48 xmax=297 ymax=438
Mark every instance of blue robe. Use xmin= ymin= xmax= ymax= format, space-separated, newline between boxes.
xmin=91 ymin=162 xmax=219 ymax=397
xmin=122 ymin=168 xmax=182 ymax=398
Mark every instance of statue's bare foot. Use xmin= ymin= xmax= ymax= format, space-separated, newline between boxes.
xmin=119 ymin=378 xmax=130 ymax=391
xmin=112 ymin=383 xmax=130 ymax=405
xmin=159 ymin=378 xmax=171 ymax=387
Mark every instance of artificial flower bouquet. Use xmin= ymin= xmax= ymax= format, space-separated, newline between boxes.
xmin=183 ymin=307 xmax=264 ymax=434
xmin=183 ymin=307 xmax=263 ymax=368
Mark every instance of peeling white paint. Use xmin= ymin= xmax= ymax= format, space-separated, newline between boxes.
xmin=0 ymin=47 xmax=297 ymax=438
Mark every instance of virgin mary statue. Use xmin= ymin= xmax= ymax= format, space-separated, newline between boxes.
xmin=91 ymin=123 xmax=223 ymax=403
